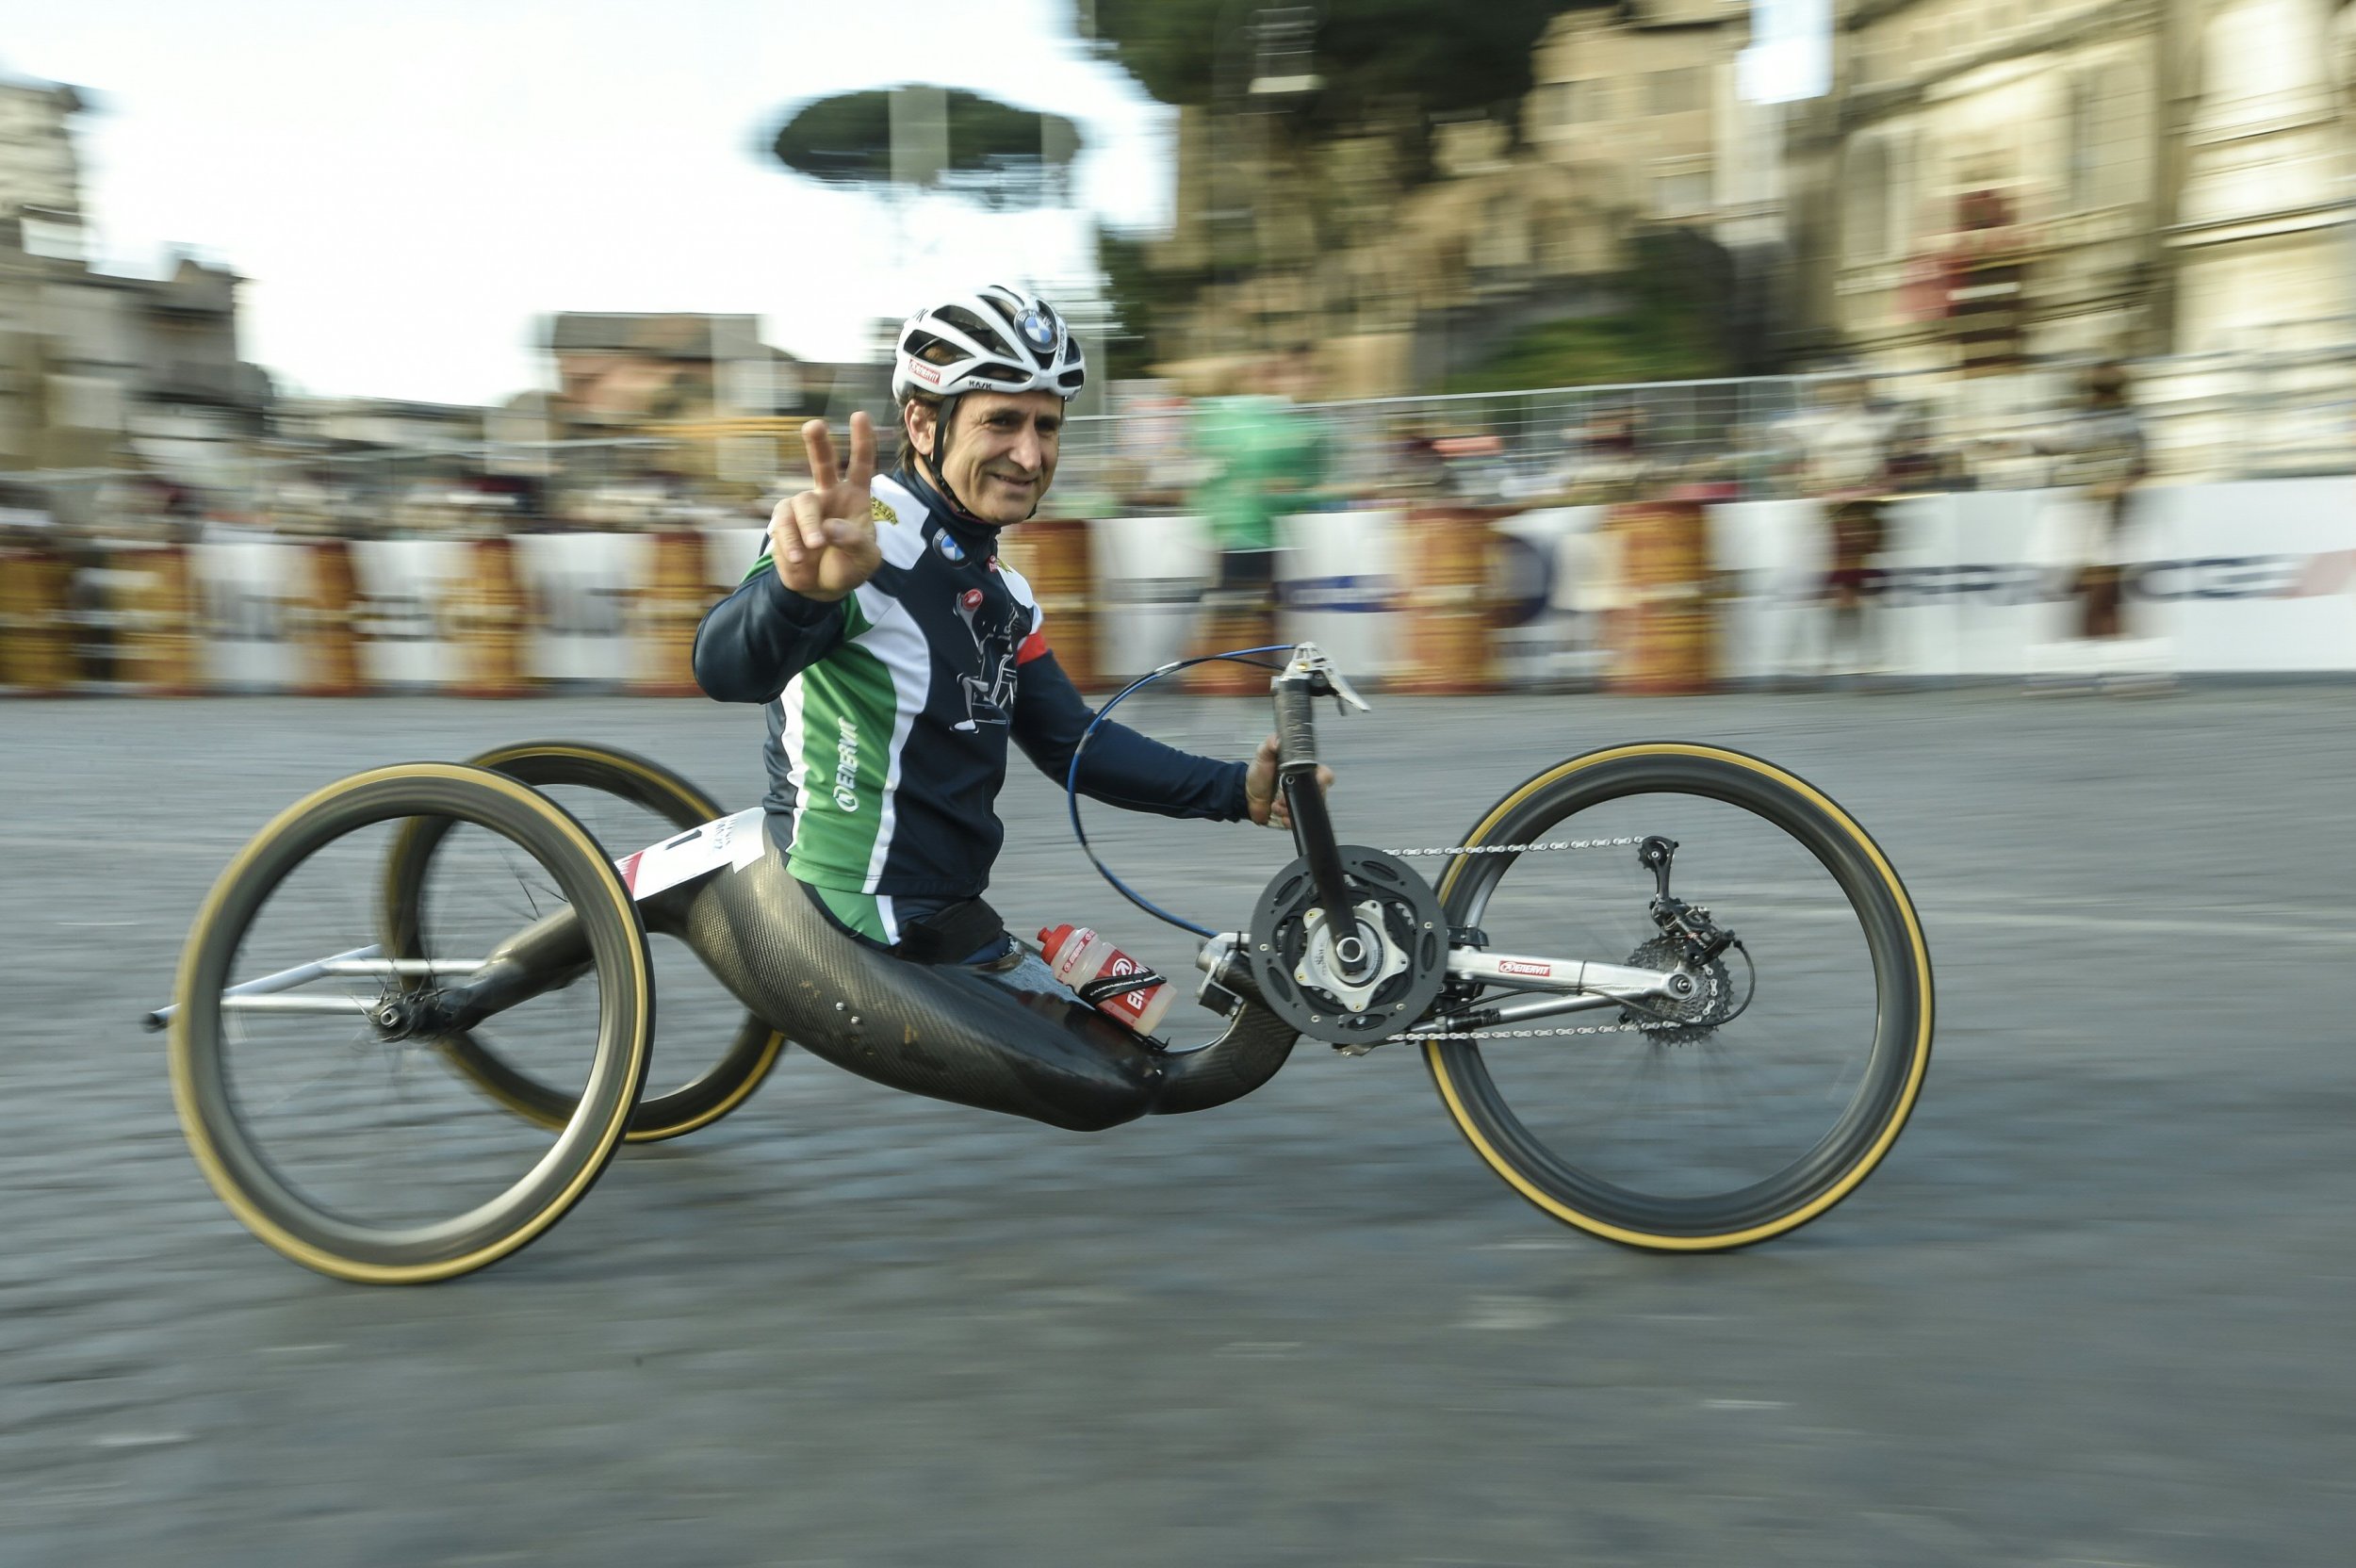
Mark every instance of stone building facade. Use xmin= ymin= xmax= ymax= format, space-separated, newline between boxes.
xmin=1792 ymin=0 xmax=2356 ymax=371
xmin=0 ymin=75 xmax=266 ymax=482
xmin=1148 ymin=0 xmax=1787 ymax=396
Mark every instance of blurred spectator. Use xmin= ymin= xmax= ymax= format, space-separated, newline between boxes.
xmin=1385 ymin=421 xmax=1448 ymax=498
xmin=1884 ymin=400 xmax=1960 ymax=494
xmin=1188 ymin=353 xmax=1331 ymax=643
xmin=2021 ymin=361 xmax=2168 ymax=694
xmin=0 ymin=479 xmax=58 ymax=541
xmin=2054 ymin=363 xmax=2146 ymax=640
xmin=1562 ymin=404 xmax=1648 ymax=504
xmin=1797 ymin=373 xmax=1897 ymax=678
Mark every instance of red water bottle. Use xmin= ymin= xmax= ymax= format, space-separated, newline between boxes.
xmin=1037 ymin=923 xmax=1175 ymax=1036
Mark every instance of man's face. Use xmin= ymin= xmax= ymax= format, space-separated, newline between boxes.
xmin=913 ymin=390 xmax=1063 ymax=525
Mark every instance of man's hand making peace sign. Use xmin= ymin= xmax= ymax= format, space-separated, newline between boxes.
xmin=771 ymin=412 xmax=884 ymax=603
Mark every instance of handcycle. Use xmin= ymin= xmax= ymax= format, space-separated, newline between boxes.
xmin=153 ymin=645 xmax=1934 ymax=1283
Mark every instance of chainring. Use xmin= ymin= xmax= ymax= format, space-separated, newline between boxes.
xmin=1248 ymin=846 xmax=1448 ymax=1048
xmin=1620 ymin=935 xmax=1735 ymax=1045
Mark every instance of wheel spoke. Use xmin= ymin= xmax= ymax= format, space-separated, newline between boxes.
xmin=171 ymin=764 xmax=653 ymax=1282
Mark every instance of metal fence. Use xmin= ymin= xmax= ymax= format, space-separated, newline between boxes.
xmin=6 ymin=344 xmax=2352 ymax=539
xmin=1057 ymin=343 xmax=2356 ymax=509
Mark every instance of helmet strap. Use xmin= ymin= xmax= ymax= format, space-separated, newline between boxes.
xmin=922 ymin=393 xmax=977 ymax=521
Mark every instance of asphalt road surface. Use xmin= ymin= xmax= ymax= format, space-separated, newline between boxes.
xmin=5 ymin=687 xmax=2352 ymax=1566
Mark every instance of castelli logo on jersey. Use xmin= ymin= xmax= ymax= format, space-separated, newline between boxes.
xmin=1497 ymin=959 xmax=1552 ymax=978
xmin=959 ymin=588 xmax=983 ymax=610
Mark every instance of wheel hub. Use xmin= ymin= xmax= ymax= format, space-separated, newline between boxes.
xmin=1294 ymin=900 xmax=1410 ymax=1013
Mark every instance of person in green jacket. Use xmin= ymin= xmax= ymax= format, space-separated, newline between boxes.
xmin=1189 ymin=351 xmax=1331 ymax=616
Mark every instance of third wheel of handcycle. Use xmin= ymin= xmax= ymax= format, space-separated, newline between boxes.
xmin=1425 ymin=743 xmax=1933 ymax=1250
xmin=384 ymin=742 xmax=785 ymax=1142
xmin=170 ymin=764 xmax=651 ymax=1282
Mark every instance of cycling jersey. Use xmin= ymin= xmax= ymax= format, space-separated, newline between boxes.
xmin=692 ymin=466 xmax=1249 ymax=939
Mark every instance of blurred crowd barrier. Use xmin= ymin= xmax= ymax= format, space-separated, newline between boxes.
xmin=5 ymin=479 xmax=2352 ymax=697
xmin=3 ymin=357 xmax=2352 ymax=695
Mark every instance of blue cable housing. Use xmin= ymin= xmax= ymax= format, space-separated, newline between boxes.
xmin=1063 ymin=645 xmax=1293 ymax=939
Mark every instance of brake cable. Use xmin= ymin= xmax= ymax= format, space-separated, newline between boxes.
xmin=1063 ymin=645 xmax=1292 ymax=939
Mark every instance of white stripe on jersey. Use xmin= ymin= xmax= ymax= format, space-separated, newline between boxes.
xmin=849 ymin=589 xmax=931 ymax=894
xmin=777 ymin=675 xmax=810 ymax=862
xmin=869 ymin=475 xmax=931 ymax=569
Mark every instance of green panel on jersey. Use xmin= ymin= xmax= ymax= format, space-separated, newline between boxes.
xmin=808 ymin=884 xmax=891 ymax=943
xmin=785 ymin=628 xmax=895 ymax=891
xmin=741 ymin=553 xmax=774 ymax=584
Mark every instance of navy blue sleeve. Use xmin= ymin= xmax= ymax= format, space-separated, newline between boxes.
xmin=691 ymin=563 xmax=849 ymax=704
xmin=1012 ymin=651 xmax=1250 ymax=821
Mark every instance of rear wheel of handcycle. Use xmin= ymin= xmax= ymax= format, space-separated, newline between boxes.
xmin=1425 ymin=743 xmax=1933 ymax=1250
xmin=384 ymin=742 xmax=785 ymax=1142
xmin=169 ymin=764 xmax=652 ymax=1283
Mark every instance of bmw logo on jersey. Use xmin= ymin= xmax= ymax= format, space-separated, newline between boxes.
xmin=933 ymin=529 xmax=966 ymax=564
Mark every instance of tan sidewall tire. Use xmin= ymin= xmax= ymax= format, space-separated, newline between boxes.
xmin=1424 ymin=743 xmax=1934 ymax=1251
xmin=171 ymin=763 xmax=653 ymax=1283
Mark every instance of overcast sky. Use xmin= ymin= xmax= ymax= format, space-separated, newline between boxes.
xmin=5 ymin=0 xmax=1175 ymax=405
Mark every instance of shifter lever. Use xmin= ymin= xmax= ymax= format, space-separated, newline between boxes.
xmin=1284 ymin=642 xmax=1372 ymax=713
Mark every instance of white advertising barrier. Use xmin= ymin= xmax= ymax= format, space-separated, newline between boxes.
xmin=182 ymin=480 xmax=2356 ymax=691
xmin=514 ymin=531 xmax=638 ymax=685
xmin=1488 ymin=506 xmax=1612 ymax=686
xmin=1088 ymin=514 xmax=1214 ymax=679
xmin=351 ymin=539 xmax=467 ymax=690
xmin=2120 ymin=481 xmax=2354 ymax=673
xmin=1709 ymin=497 xmax=1997 ymax=678
xmin=194 ymin=538 xmax=303 ymax=691
xmin=1710 ymin=479 xmax=2356 ymax=676
xmin=1715 ymin=493 xmax=2131 ymax=678
xmin=700 ymin=527 xmax=768 ymax=587
xmin=1275 ymin=509 xmax=1401 ymax=681
xmin=1710 ymin=499 xmax=1827 ymax=679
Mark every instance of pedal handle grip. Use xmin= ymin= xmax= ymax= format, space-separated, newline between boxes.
xmin=1272 ymin=677 xmax=1320 ymax=774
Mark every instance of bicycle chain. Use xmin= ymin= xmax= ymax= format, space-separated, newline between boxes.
xmin=1381 ymin=835 xmax=1649 ymax=858
xmin=1378 ymin=836 xmax=1713 ymax=1043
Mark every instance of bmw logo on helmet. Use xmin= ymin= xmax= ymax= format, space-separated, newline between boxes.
xmin=1019 ymin=310 xmax=1056 ymax=351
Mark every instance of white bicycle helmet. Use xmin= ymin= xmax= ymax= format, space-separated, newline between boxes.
xmin=892 ymin=285 xmax=1088 ymax=405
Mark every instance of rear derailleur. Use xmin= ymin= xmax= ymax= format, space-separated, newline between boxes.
xmin=1628 ymin=836 xmax=1744 ymax=1042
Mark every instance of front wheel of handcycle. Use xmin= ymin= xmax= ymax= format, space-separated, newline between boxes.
xmin=384 ymin=742 xmax=785 ymax=1142
xmin=1425 ymin=743 xmax=1933 ymax=1251
xmin=170 ymin=764 xmax=653 ymax=1282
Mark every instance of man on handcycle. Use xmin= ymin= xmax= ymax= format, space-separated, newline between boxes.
xmin=692 ymin=285 xmax=1328 ymax=1021
xmin=162 ymin=293 xmax=1930 ymax=1273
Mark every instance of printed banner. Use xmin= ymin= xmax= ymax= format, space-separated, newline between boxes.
xmin=1276 ymin=509 xmax=1401 ymax=679
xmin=171 ymin=479 xmax=2356 ymax=694
xmin=1089 ymin=514 xmax=1215 ymax=678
